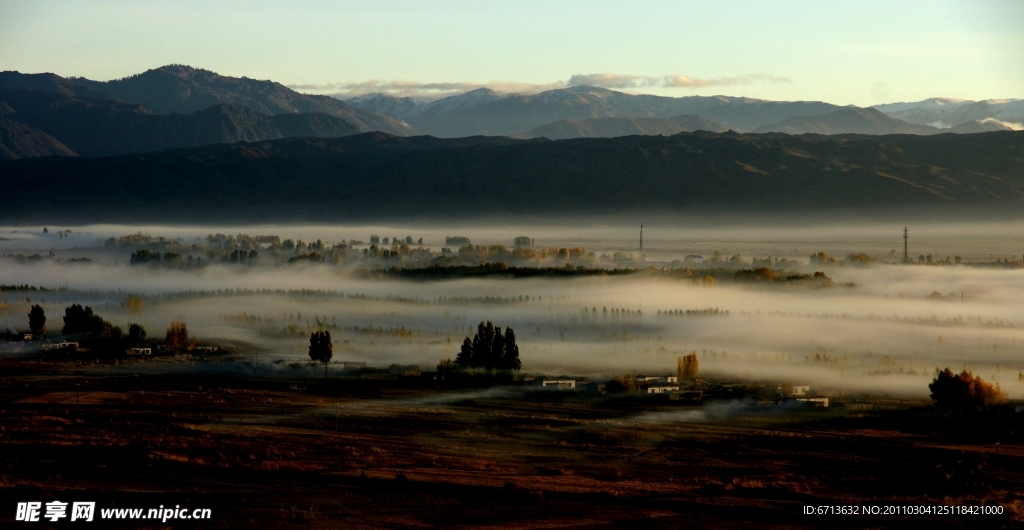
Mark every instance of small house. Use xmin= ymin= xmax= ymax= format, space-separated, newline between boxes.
xmin=648 ymin=386 xmax=680 ymax=394
xmin=542 ymin=380 xmax=576 ymax=390
xmin=796 ymin=397 xmax=829 ymax=408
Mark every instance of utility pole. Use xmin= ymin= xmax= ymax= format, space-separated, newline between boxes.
xmin=902 ymin=227 xmax=909 ymax=264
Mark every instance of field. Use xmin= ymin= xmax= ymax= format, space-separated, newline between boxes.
xmin=2 ymin=358 xmax=1022 ymax=528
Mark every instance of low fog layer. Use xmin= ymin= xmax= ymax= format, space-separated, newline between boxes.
xmin=4 ymin=222 xmax=1024 ymax=400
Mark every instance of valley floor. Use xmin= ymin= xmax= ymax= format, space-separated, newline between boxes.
xmin=1 ymin=361 xmax=1022 ymax=528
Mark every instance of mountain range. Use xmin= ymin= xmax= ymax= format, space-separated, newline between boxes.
xmin=873 ymin=98 xmax=1024 ymax=129
xmin=0 ymin=64 xmax=1020 ymax=161
xmin=346 ymin=86 xmax=1022 ymax=138
xmin=0 ymin=66 xmax=410 ymax=159
xmin=68 ymin=65 xmax=412 ymax=135
xmin=3 ymin=130 xmax=1023 ymax=223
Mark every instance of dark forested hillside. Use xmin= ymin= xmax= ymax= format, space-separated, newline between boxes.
xmin=520 ymin=115 xmax=727 ymax=139
xmin=2 ymin=130 xmax=1023 ymax=222
xmin=0 ymin=117 xmax=77 ymax=160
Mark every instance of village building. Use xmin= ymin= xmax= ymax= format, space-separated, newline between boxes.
xmin=541 ymin=380 xmax=576 ymax=390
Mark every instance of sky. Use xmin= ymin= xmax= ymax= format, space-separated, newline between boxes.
xmin=1 ymin=0 xmax=1021 ymax=105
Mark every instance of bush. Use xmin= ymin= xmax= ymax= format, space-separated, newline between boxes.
xmin=606 ymin=375 xmax=637 ymax=393
xmin=929 ymin=368 xmax=1007 ymax=408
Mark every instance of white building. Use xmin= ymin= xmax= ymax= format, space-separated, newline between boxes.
xmin=542 ymin=380 xmax=576 ymax=390
xmin=796 ymin=397 xmax=828 ymax=408
xmin=648 ymin=386 xmax=680 ymax=394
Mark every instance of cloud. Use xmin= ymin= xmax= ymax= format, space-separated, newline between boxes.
xmin=289 ymin=72 xmax=791 ymax=100
xmin=978 ymin=117 xmax=1024 ymax=131
xmin=568 ymin=73 xmax=792 ymax=89
xmin=288 ymin=79 xmax=565 ymax=100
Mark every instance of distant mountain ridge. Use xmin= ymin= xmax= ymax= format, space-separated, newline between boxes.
xmin=3 ymin=130 xmax=1023 ymax=223
xmin=69 ymin=65 xmax=414 ymax=136
xmin=0 ymin=87 xmax=360 ymax=157
xmin=346 ymin=85 xmax=849 ymax=137
xmin=873 ymin=98 xmax=1023 ymax=129
xmin=1 ymin=66 xmax=1019 ymax=159
xmin=0 ymin=71 xmax=115 ymax=101
xmin=344 ymin=86 xmax=1024 ymax=139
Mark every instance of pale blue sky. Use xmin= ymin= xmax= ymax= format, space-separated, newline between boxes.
xmin=1 ymin=0 xmax=1021 ymax=105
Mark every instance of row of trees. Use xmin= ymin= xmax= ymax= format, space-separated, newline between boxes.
xmin=22 ymin=305 xmax=194 ymax=353
xmin=445 ymin=321 xmax=521 ymax=371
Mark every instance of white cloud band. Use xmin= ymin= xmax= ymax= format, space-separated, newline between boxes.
xmin=288 ymin=72 xmax=790 ymax=100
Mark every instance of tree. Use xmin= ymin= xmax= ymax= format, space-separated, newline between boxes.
xmin=128 ymin=323 xmax=146 ymax=343
xmin=308 ymin=330 xmax=333 ymax=376
xmin=62 ymin=304 xmax=107 ymax=335
xmin=455 ymin=337 xmax=473 ymax=367
xmin=929 ymin=368 xmax=1007 ymax=408
xmin=166 ymin=321 xmax=189 ymax=350
xmin=437 ymin=358 xmax=454 ymax=372
xmin=471 ymin=321 xmax=495 ymax=368
xmin=124 ymin=296 xmax=144 ymax=313
xmin=489 ymin=326 xmax=504 ymax=370
xmin=679 ymin=353 xmax=699 ymax=380
xmin=454 ymin=322 xmax=521 ymax=371
xmin=500 ymin=327 xmax=521 ymax=371
xmin=28 ymin=305 xmax=45 ymax=337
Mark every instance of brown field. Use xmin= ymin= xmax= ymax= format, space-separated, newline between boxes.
xmin=2 ymin=359 xmax=1023 ymax=529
